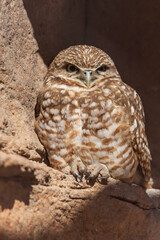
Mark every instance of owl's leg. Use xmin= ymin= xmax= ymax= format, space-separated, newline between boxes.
xmin=71 ymin=157 xmax=86 ymax=182
xmin=86 ymin=163 xmax=110 ymax=182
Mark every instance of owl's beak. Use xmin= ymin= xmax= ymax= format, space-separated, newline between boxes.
xmin=84 ymin=70 xmax=92 ymax=86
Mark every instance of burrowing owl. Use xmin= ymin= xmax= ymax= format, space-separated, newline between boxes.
xmin=35 ymin=45 xmax=152 ymax=188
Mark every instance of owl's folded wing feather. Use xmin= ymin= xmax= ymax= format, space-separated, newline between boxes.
xmin=126 ymin=85 xmax=152 ymax=184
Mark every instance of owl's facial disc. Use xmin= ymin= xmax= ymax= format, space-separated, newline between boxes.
xmin=80 ymin=65 xmax=109 ymax=87
xmin=65 ymin=63 xmax=109 ymax=87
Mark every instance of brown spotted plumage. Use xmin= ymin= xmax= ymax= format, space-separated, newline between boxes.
xmin=35 ymin=45 xmax=152 ymax=188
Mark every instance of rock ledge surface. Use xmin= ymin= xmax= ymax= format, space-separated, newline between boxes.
xmin=0 ymin=151 xmax=160 ymax=240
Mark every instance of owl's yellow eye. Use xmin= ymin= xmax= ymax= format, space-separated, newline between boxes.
xmin=97 ymin=65 xmax=108 ymax=72
xmin=66 ymin=64 xmax=78 ymax=73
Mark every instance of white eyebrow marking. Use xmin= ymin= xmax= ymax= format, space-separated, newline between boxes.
xmin=50 ymin=82 xmax=105 ymax=92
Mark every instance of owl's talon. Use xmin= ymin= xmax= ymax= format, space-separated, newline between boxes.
xmin=85 ymin=173 xmax=91 ymax=180
xmin=80 ymin=169 xmax=85 ymax=179
xmin=86 ymin=163 xmax=110 ymax=182
xmin=71 ymin=158 xmax=86 ymax=182
xmin=97 ymin=175 xmax=109 ymax=184
xmin=75 ymin=173 xmax=82 ymax=182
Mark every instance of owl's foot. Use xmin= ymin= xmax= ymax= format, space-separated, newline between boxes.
xmin=85 ymin=163 xmax=110 ymax=184
xmin=71 ymin=158 xmax=86 ymax=182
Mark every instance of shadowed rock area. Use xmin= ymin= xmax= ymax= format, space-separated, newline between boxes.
xmin=0 ymin=0 xmax=160 ymax=239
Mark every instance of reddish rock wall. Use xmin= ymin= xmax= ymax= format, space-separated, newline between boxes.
xmin=0 ymin=0 xmax=47 ymax=161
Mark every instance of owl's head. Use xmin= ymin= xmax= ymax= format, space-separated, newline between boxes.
xmin=48 ymin=45 xmax=120 ymax=87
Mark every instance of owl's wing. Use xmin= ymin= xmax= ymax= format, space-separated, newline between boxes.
xmin=122 ymin=83 xmax=152 ymax=183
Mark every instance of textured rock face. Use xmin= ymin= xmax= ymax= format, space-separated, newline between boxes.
xmin=0 ymin=0 xmax=160 ymax=239
xmin=0 ymin=0 xmax=47 ymax=161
